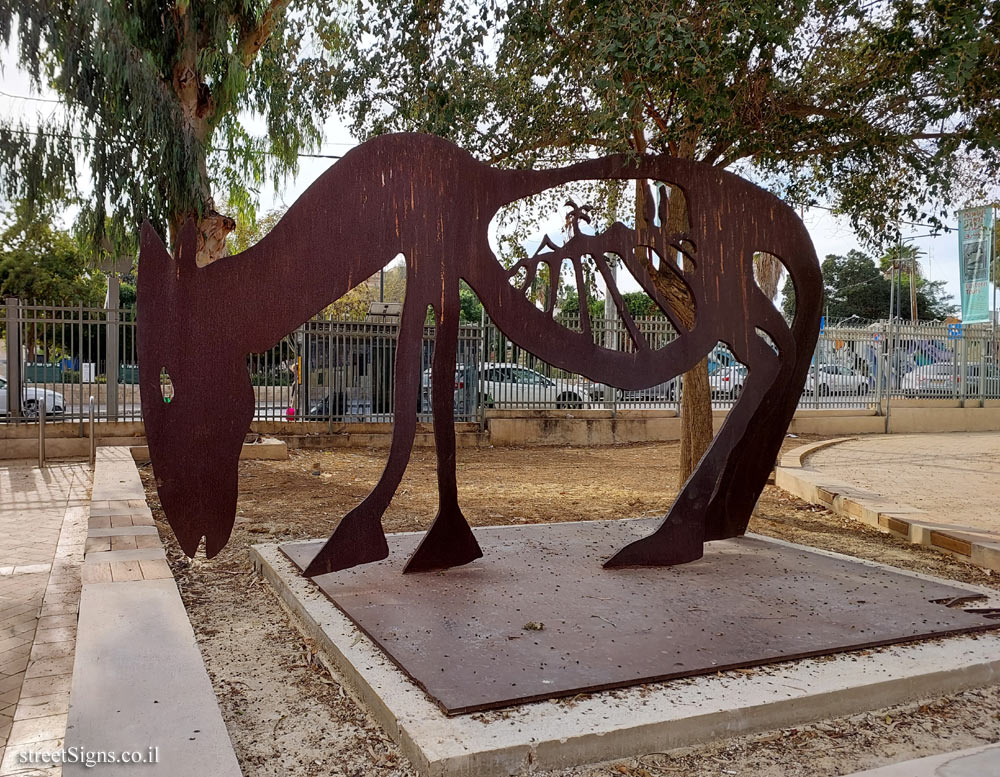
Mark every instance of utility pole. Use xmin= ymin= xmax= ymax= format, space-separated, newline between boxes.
xmin=899 ymin=232 xmax=938 ymax=321
xmin=884 ymin=252 xmax=898 ymax=433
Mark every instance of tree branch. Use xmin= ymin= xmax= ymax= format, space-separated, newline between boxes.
xmin=238 ymin=0 xmax=292 ymax=67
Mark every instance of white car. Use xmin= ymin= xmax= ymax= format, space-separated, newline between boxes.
xmin=899 ymin=363 xmax=982 ymax=397
xmin=710 ymin=365 xmax=746 ymax=399
xmin=803 ymin=364 xmax=871 ymax=396
xmin=0 ymin=376 xmax=67 ymax=416
xmin=477 ymin=363 xmax=587 ymax=409
xmin=420 ymin=364 xmax=476 ymax=416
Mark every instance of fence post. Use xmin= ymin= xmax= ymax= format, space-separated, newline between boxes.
xmin=37 ymin=398 xmax=46 ymax=468
xmin=983 ymin=329 xmax=989 ymax=405
xmin=811 ymin=355 xmax=819 ymax=409
xmin=5 ymin=297 xmax=23 ymax=420
xmin=873 ymin=325 xmax=884 ymax=414
xmin=105 ymin=291 xmax=119 ymax=423
xmin=89 ymin=395 xmax=96 ymax=469
xmin=883 ymin=318 xmax=895 ymax=434
xmin=478 ymin=315 xmax=487 ymax=432
xmin=959 ymin=335 xmax=967 ymax=404
xmin=78 ymin=301 xmax=85 ymax=435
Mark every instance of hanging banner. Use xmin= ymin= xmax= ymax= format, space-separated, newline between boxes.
xmin=957 ymin=206 xmax=994 ymax=323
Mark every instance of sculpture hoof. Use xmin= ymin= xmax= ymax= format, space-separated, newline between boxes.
xmin=603 ymin=527 xmax=704 ymax=569
xmin=403 ymin=510 xmax=483 ymax=573
xmin=303 ymin=519 xmax=389 ymax=577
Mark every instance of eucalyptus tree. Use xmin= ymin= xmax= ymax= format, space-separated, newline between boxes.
xmin=0 ymin=1 xmax=342 ymax=264
xmin=331 ymin=0 xmax=1000 ymax=480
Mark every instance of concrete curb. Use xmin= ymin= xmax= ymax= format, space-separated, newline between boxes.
xmin=775 ymin=440 xmax=1000 ymax=573
xmin=0 ymin=437 xmax=287 ymax=461
xmin=65 ymin=448 xmax=242 ymax=775
xmin=778 ymin=436 xmax=857 ymax=468
xmin=129 ymin=437 xmax=288 ymax=462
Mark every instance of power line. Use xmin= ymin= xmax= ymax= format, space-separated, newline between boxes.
xmin=0 ymin=125 xmax=343 ymax=160
xmin=0 ymin=89 xmax=63 ymax=104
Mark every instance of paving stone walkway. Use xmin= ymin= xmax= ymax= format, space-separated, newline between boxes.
xmin=808 ymin=432 xmax=1000 ymax=540
xmin=0 ymin=461 xmax=89 ymax=775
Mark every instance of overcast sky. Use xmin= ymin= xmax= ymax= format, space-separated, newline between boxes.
xmin=0 ymin=48 xmax=982 ymax=316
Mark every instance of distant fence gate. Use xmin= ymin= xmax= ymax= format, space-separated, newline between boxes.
xmin=3 ymin=297 xmax=999 ymax=428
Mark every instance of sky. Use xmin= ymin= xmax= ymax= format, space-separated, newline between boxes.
xmin=0 ymin=47 xmax=984 ymax=318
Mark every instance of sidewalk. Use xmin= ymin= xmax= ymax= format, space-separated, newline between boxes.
xmin=0 ymin=461 xmax=89 ymax=775
xmin=842 ymin=742 xmax=1000 ymax=775
xmin=775 ymin=433 xmax=1000 ymax=572
xmin=808 ymin=432 xmax=1000 ymax=541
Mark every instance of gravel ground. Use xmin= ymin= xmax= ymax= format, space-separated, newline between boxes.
xmin=139 ymin=437 xmax=1000 ymax=777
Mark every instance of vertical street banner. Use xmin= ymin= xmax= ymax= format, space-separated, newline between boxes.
xmin=957 ymin=206 xmax=994 ymax=323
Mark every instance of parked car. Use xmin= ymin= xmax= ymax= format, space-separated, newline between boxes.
xmin=899 ymin=362 xmax=992 ymax=397
xmin=307 ymin=392 xmax=347 ymax=417
xmin=476 ymin=363 xmax=587 ymax=409
xmin=618 ymin=378 xmax=678 ymax=404
xmin=420 ymin=364 xmax=476 ymax=416
xmin=802 ymin=364 xmax=871 ymax=396
xmin=0 ymin=376 xmax=66 ymax=416
xmin=710 ymin=365 xmax=747 ymax=399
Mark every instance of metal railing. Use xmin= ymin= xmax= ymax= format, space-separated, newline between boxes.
xmin=4 ymin=297 xmax=998 ymax=428
xmin=2 ymin=298 xmax=140 ymax=425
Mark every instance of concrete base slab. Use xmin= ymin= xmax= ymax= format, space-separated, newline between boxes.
xmin=253 ymin=536 xmax=1000 ymax=777
xmin=280 ymin=521 xmax=1000 ymax=715
xmin=842 ymin=743 xmax=1000 ymax=776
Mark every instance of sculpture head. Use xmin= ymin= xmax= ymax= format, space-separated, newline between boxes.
xmin=137 ymin=220 xmax=254 ymax=558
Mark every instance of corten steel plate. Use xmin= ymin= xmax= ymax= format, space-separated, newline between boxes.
xmin=139 ymin=133 xmax=824 ymax=576
xmin=281 ymin=519 xmax=1000 ymax=716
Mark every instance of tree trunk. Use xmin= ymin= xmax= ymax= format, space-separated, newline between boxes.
xmin=679 ymin=356 xmax=713 ymax=485
xmin=632 ymin=173 xmax=714 ymax=488
xmin=167 ymin=5 xmax=235 ymax=265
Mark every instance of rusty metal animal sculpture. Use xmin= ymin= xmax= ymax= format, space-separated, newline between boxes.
xmin=138 ymin=133 xmax=822 ymax=577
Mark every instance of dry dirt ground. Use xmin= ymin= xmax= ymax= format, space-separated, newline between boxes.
xmin=139 ymin=437 xmax=1000 ymax=777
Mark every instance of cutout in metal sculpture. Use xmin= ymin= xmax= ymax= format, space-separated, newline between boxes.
xmin=137 ymin=133 xmax=822 ymax=577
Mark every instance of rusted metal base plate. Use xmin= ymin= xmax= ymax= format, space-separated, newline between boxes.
xmin=281 ymin=520 xmax=1000 ymax=716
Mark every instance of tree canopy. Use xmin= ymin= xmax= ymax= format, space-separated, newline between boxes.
xmin=0 ymin=2 xmax=342 ymax=263
xmin=781 ymin=249 xmax=956 ymax=321
xmin=0 ymin=203 xmax=106 ymax=305
xmin=333 ymin=0 xmax=999 ymax=241
xmin=559 ymin=290 xmax=662 ymax=320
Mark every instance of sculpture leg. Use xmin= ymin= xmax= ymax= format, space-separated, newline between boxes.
xmin=403 ymin=288 xmax=483 ymax=573
xmin=303 ymin=296 xmax=426 ymax=577
xmin=603 ymin=331 xmax=781 ymax=568
xmin=703 ymin=298 xmax=800 ymax=540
